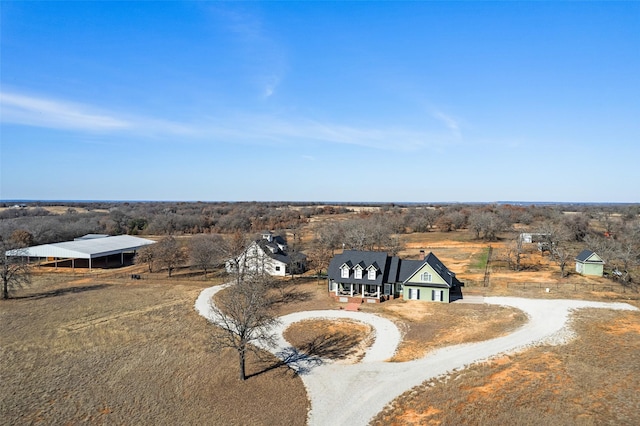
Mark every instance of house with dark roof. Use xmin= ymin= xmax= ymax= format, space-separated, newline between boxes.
xmin=575 ymin=249 xmax=605 ymax=277
xmin=226 ymin=231 xmax=306 ymax=277
xmin=327 ymin=250 xmax=461 ymax=303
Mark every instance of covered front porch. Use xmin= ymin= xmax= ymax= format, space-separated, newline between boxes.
xmin=328 ymin=280 xmax=396 ymax=303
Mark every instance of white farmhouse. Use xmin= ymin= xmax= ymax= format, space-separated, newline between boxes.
xmin=226 ymin=231 xmax=306 ymax=277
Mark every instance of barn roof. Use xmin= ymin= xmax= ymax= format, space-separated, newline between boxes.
xmin=6 ymin=235 xmax=155 ymax=259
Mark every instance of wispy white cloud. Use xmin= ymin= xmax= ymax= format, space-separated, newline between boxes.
xmin=1 ymin=90 xmax=455 ymax=151
xmin=0 ymin=91 xmax=194 ymax=136
xmin=200 ymin=114 xmax=450 ymax=151
xmin=1 ymin=91 xmax=130 ymax=131
xmin=208 ymin=5 xmax=287 ymax=99
xmin=431 ymin=110 xmax=461 ymax=138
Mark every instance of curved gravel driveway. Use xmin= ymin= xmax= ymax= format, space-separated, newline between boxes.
xmin=196 ymin=285 xmax=637 ymax=426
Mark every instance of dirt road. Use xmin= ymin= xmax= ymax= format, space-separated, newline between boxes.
xmin=195 ymin=286 xmax=637 ymax=426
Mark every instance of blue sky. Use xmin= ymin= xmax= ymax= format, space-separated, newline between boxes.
xmin=1 ymin=1 xmax=638 ymax=203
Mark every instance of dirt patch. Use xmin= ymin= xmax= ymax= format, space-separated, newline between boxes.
xmin=283 ymin=319 xmax=374 ymax=363
xmin=368 ymin=300 xmax=527 ymax=362
xmin=372 ymin=308 xmax=640 ymax=425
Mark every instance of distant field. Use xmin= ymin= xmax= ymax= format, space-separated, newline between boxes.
xmin=2 ymin=225 xmax=639 ymax=425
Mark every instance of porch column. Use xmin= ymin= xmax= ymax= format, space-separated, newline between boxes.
xmin=121 ymin=252 xmax=124 ymax=264
xmin=377 ymin=285 xmax=380 ymax=298
xmin=335 ymin=282 xmax=339 ymax=296
xmin=89 ymin=258 xmax=92 ymax=271
xmin=350 ymin=283 xmax=354 ymax=297
xmin=362 ymin=285 xmax=365 ymax=298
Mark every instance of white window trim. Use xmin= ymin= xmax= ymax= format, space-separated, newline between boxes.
xmin=368 ymin=269 xmax=376 ymax=280
xmin=341 ymin=266 xmax=349 ymax=278
xmin=420 ymin=271 xmax=432 ymax=282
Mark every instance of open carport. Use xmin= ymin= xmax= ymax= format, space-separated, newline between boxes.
xmin=6 ymin=235 xmax=156 ymax=270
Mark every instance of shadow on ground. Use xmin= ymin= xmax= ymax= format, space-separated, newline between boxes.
xmin=13 ymin=284 xmax=112 ymax=300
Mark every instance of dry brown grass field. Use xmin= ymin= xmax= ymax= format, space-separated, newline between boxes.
xmin=0 ymin=274 xmax=308 ymax=426
xmin=372 ymin=307 xmax=640 ymax=426
xmin=2 ymin=225 xmax=639 ymax=425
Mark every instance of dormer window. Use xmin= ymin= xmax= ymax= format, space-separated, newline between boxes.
xmin=341 ymin=265 xmax=350 ymax=278
xmin=354 ymin=265 xmax=363 ymax=279
xmin=420 ymin=271 xmax=432 ymax=282
xmin=368 ymin=268 xmax=376 ymax=280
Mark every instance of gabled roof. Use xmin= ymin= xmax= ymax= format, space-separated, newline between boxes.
xmin=328 ymin=250 xmax=392 ymax=285
xmin=401 ymin=252 xmax=455 ymax=287
xmin=575 ymin=249 xmax=605 ymax=264
xmin=327 ymin=250 xmax=459 ymax=289
xmin=253 ymin=238 xmax=306 ymax=265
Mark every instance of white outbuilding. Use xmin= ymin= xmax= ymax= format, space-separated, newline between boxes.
xmin=5 ymin=235 xmax=155 ymax=270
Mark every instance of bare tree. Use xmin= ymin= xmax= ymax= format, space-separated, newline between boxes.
xmin=210 ymin=272 xmax=280 ymax=381
xmin=134 ymin=245 xmax=155 ymax=273
xmin=306 ymin=241 xmax=333 ymax=282
xmin=504 ymin=235 xmax=525 ymax=271
xmin=9 ymin=229 xmax=34 ymax=248
xmin=1 ymin=239 xmax=31 ymax=300
xmin=469 ymin=211 xmax=504 ymax=241
xmin=220 ymin=231 xmax=252 ymax=284
xmin=189 ymin=234 xmax=224 ymax=277
xmin=154 ymin=236 xmax=187 ymax=277
xmin=552 ymin=244 xmax=572 ymax=278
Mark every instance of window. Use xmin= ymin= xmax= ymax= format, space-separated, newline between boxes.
xmin=341 ymin=266 xmax=349 ymax=278
xmin=420 ymin=272 xmax=432 ymax=282
xmin=368 ymin=269 xmax=376 ymax=280
xmin=354 ymin=267 xmax=362 ymax=279
xmin=275 ymin=266 xmax=280 ymax=271
xmin=408 ymin=288 xmax=420 ymax=300
xmin=432 ymin=290 xmax=443 ymax=302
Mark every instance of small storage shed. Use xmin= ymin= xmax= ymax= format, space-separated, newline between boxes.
xmin=575 ymin=249 xmax=605 ymax=277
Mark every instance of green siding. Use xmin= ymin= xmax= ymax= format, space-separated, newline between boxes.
xmin=403 ymin=285 xmax=450 ymax=303
xmin=581 ymin=263 xmax=604 ymax=277
xmin=406 ymin=264 xmax=447 ymax=286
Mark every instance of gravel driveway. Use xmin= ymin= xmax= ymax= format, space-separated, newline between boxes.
xmin=196 ymin=286 xmax=638 ymax=426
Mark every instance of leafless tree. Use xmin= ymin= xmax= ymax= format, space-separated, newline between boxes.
xmin=1 ymin=239 xmax=31 ymax=300
xmin=189 ymin=234 xmax=224 ymax=277
xmin=210 ymin=272 xmax=280 ymax=381
xmin=306 ymin=240 xmax=333 ymax=281
xmin=588 ymin=220 xmax=640 ymax=284
xmin=505 ymin=235 xmax=525 ymax=271
xmin=435 ymin=214 xmax=454 ymax=232
xmin=154 ymin=236 xmax=187 ymax=277
xmin=219 ymin=231 xmax=252 ymax=284
xmin=563 ymin=213 xmax=590 ymax=242
xmin=552 ymin=244 xmax=572 ymax=278
xmin=537 ymin=221 xmax=570 ymax=262
xmin=134 ymin=245 xmax=155 ymax=273
xmin=9 ymin=229 xmax=34 ymax=248
xmin=469 ymin=211 xmax=504 ymax=241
